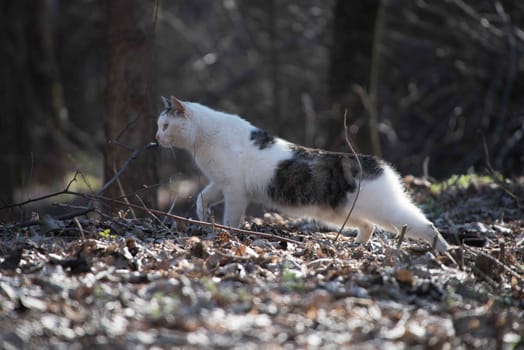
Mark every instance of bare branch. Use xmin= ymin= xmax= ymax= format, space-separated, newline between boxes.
xmin=113 ymin=162 xmax=137 ymax=219
xmin=397 ymin=225 xmax=407 ymax=249
xmin=97 ymin=142 xmax=158 ymax=197
xmin=96 ymin=195 xmax=305 ymax=246
xmin=1 ymin=142 xmax=159 ymax=228
xmin=0 ymin=138 xmax=303 ymax=245
xmin=335 ymin=110 xmax=363 ymax=241
xmin=480 ymin=132 xmax=522 ymax=210
xmin=64 ymin=170 xmax=80 ymax=191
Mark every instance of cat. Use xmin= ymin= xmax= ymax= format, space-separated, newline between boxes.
xmin=155 ymin=96 xmax=450 ymax=252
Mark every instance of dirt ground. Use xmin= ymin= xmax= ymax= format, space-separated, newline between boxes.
xmin=1 ymin=175 xmax=523 ymax=349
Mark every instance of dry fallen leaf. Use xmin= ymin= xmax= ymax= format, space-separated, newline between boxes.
xmin=0 ymin=176 xmax=522 ymax=348
xmin=394 ymin=269 xmax=414 ymax=285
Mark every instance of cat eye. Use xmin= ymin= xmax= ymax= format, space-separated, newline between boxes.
xmin=162 ymin=123 xmax=168 ymax=131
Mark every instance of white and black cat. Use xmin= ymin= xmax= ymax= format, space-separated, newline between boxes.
xmin=156 ymin=96 xmax=450 ymax=252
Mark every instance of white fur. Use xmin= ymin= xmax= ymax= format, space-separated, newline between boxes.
xmin=156 ymin=98 xmax=450 ymax=252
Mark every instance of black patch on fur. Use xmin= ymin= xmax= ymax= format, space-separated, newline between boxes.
xmin=250 ymin=129 xmax=276 ymax=150
xmin=267 ymin=145 xmax=384 ymax=208
xmin=290 ymin=145 xmax=384 ymax=178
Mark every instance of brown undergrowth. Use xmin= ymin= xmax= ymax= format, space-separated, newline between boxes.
xmin=0 ymin=175 xmax=523 ymax=349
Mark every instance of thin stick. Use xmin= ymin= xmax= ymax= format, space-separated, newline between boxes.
xmin=335 ymin=110 xmax=363 ymax=241
xmin=113 ymin=117 xmax=140 ymax=143
xmin=1 ymin=139 xmax=302 ymax=246
xmin=94 ymin=194 xmax=304 ymax=246
xmin=500 ymin=242 xmax=505 ymax=265
xmin=153 ymin=0 xmax=160 ymax=29
xmin=0 ymin=191 xmax=75 ymax=211
xmin=465 ymin=245 xmax=523 ymax=281
xmin=162 ymin=196 xmax=177 ymax=225
xmin=114 ymin=162 xmax=137 ymax=219
xmin=353 ymin=85 xmax=381 ymax=157
xmin=7 ymin=189 xmax=304 ymax=246
xmin=480 ymin=132 xmax=521 ymax=210
xmin=65 ymin=170 xmax=79 ymax=191
xmin=135 ymin=194 xmax=170 ymax=233
xmin=96 ymin=142 xmax=158 ymax=197
xmin=457 ymin=245 xmax=464 ymax=271
xmin=397 ymin=225 xmax=407 ymax=249
xmin=73 ymin=217 xmax=85 ymax=241
xmin=1 ymin=142 xmax=159 ymax=226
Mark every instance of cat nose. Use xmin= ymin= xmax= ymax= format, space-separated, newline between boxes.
xmin=155 ymin=133 xmax=160 ymax=142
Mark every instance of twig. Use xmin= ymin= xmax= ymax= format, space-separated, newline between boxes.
xmin=65 ymin=170 xmax=80 ymax=191
xmin=0 ymin=169 xmax=84 ymax=210
xmin=0 ymin=191 xmax=75 ymax=211
xmin=457 ymin=245 xmax=464 ymax=271
xmin=113 ymin=162 xmax=137 ymax=219
xmin=94 ymin=209 xmax=136 ymax=232
xmin=97 ymin=142 xmax=158 ymax=197
xmin=1 ymin=142 xmax=159 ymax=227
xmin=480 ymin=132 xmax=521 ymax=210
xmin=335 ymin=111 xmax=363 ymax=241
xmin=305 ymin=257 xmax=355 ymax=268
xmin=53 ymin=202 xmax=91 ymax=211
xmin=113 ymin=117 xmax=140 ymax=143
xmin=153 ymin=0 xmax=160 ymax=31
xmin=367 ymin=0 xmax=385 ymax=158
xmin=135 ymin=194 xmax=171 ymax=233
xmin=102 ymin=183 xmax=163 ymax=204
xmin=162 ymin=196 xmax=178 ymax=225
xmin=73 ymin=217 xmax=85 ymax=241
xmin=397 ymin=225 xmax=407 ymax=249
xmin=6 ymin=189 xmax=305 ymax=246
xmin=472 ymin=266 xmax=501 ymax=289
xmin=214 ymin=249 xmax=265 ymax=262
xmin=1 ymin=139 xmax=302 ymax=246
xmin=353 ymin=84 xmax=382 ymax=157
xmin=91 ymin=194 xmax=304 ymax=246
xmin=78 ymin=170 xmax=96 ymax=193
xmin=499 ymin=242 xmax=505 ymax=265
xmin=465 ymin=245 xmax=524 ymax=282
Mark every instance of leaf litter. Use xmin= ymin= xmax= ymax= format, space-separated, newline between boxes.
xmin=0 ymin=176 xmax=523 ymax=349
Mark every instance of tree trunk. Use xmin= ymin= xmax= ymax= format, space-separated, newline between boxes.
xmin=267 ymin=0 xmax=281 ymax=124
xmin=0 ymin=0 xmax=63 ymax=207
xmin=329 ymin=0 xmax=380 ymax=155
xmin=104 ymin=0 xmax=157 ymax=210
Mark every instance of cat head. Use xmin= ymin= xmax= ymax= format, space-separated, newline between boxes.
xmin=155 ymin=96 xmax=196 ymax=149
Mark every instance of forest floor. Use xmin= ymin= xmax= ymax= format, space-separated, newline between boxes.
xmin=0 ymin=175 xmax=523 ymax=349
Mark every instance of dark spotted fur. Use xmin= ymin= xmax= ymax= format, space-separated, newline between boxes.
xmin=250 ymin=129 xmax=276 ymax=150
xmin=267 ymin=145 xmax=384 ymax=208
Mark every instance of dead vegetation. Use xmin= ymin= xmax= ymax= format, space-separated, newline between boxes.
xmin=0 ymin=173 xmax=523 ymax=349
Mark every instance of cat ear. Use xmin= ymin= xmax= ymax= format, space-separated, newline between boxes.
xmin=161 ymin=96 xmax=171 ymax=108
xmin=170 ymin=96 xmax=186 ymax=115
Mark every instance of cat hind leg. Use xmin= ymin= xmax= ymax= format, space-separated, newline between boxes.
xmin=351 ymin=167 xmax=449 ymax=252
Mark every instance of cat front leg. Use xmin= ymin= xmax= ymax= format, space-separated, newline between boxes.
xmin=196 ymin=183 xmax=222 ymax=222
xmin=222 ymin=190 xmax=248 ymax=227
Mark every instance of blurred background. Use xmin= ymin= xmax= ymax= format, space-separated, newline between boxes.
xmin=1 ymin=0 xmax=523 ymax=218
